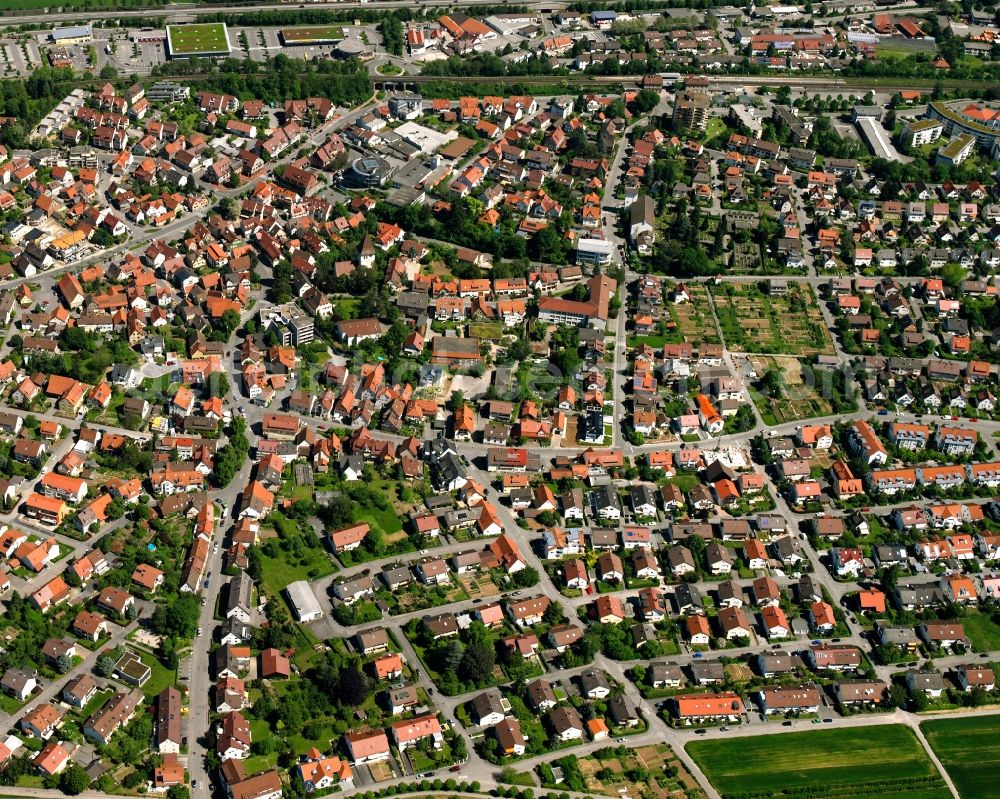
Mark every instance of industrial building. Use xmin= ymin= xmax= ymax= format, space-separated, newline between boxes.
xmin=285 ymin=580 xmax=323 ymax=622
xmin=49 ymin=26 xmax=92 ymax=46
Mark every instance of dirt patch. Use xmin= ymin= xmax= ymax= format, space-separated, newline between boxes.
xmin=460 ymin=572 xmax=500 ymax=599
xmin=367 ymin=760 xmax=394 ymax=782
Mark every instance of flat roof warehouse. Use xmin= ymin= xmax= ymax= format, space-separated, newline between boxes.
xmin=165 ymin=23 xmax=232 ymax=59
xmin=280 ymin=26 xmax=345 ymax=45
xmin=285 ymin=579 xmax=323 ymax=622
xmin=50 ymin=25 xmax=92 ymax=44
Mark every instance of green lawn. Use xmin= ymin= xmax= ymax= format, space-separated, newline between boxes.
xmin=245 ymin=719 xmax=279 ymax=774
xmin=354 ymin=479 xmax=404 ymax=534
xmin=167 ymin=23 xmax=230 ymax=55
xmin=959 ymin=612 xmax=1000 ymax=652
xmin=140 ymin=374 xmax=178 ymax=398
xmin=0 ymin=694 xmax=23 ymax=714
xmin=627 ymin=334 xmax=670 ymax=349
xmin=259 ymin=512 xmax=336 ymax=597
xmin=331 ymin=297 xmax=360 ymax=319
xmin=922 ymin=715 xmax=1000 ymax=799
xmin=469 ymin=322 xmax=503 ymax=341
xmin=137 ymin=649 xmax=177 ymax=699
xmin=75 ymin=688 xmax=114 ymax=720
xmin=687 ymin=725 xmax=950 ymax=799
xmin=705 ymin=116 xmax=727 ymax=141
xmin=662 ymin=472 xmax=700 ymax=492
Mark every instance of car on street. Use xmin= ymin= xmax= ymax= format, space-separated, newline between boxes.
xmin=823 ymin=718 xmax=833 ymax=723
xmin=197 ymin=627 xmax=202 ymax=636
xmin=450 ymin=766 xmax=461 ymax=772
xmin=695 ymin=729 xmax=707 ymax=735
xmin=782 ymin=721 xmax=793 ymax=726
xmin=693 ymin=652 xmax=702 ymax=658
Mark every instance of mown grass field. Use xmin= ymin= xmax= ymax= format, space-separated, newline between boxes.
xmin=922 ymin=715 xmax=1000 ymax=799
xmin=960 ymin=611 xmax=1000 ymax=652
xmin=687 ymin=725 xmax=950 ymax=799
xmin=167 ymin=23 xmax=230 ymax=55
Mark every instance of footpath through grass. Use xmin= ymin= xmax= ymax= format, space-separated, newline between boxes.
xmin=922 ymin=715 xmax=1000 ymax=799
xmin=686 ymin=725 xmax=951 ymax=799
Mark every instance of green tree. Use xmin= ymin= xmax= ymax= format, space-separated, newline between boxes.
xmin=633 ymin=89 xmax=660 ymax=113
xmin=940 ymin=262 xmax=965 ymax=290
xmin=511 ymin=567 xmax=539 ymax=589
xmin=60 ymin=764 xmax=90 ymax=795
xmin=459 ymin=641 xmax=496 ymax=685
xmin=337 ymin=667 xmax=370 ymax=707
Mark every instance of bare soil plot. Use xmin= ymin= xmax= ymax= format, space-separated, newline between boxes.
xmin=367 ymin=760 xmax=394 ymax=782
xmin=669 ymin=283 xmax=720 ymax=345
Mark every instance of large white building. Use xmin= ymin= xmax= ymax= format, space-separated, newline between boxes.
xmin=285 ymin=580 xmax=323 ymax=622
xmin=902 ymin=119 xmax=943 ymax=148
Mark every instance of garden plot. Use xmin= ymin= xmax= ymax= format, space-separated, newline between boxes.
xmin=712 ymin=281 xmax=834 ymax=356
xmin=668 ymin=283 xmax=720 ymax=345
xmin=748 ymin=354 xmax=833 ymax=424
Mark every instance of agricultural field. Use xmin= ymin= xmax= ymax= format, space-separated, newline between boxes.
xmin=922 ymin=715 xmax=1000 ymax=799
xmin=747 ymin=354 xmax=834 ymax=425
xmin=166 ymin=23 xmax=231 ymax=57
xmin=280 ymin=25 xmax=346 ymax=44
xmin=3 ymin=0 xmax=130 ymax=7
xmin=687 ymin=725 xmax=951 ymax=799
xmin=711 ymin=281 xmax=834 ymax=356
xmin=575 ymin=744 xmax=703 ymax=799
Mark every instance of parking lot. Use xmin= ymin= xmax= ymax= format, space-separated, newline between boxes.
xmin=0 ymin=37 xmax=42 ymax=77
